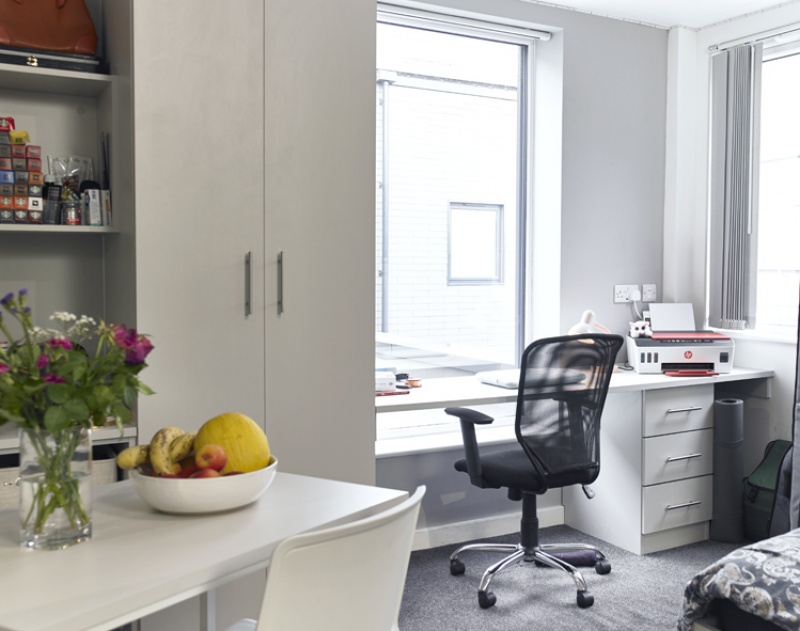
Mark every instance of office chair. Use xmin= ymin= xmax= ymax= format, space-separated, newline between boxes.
xmin=445 ymin=333 xmax=623 ymax=610
xmin=224 ymin=485 xmax=425 ymax=631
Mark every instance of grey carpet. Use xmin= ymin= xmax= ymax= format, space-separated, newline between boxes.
xmin=399 ymin=525 xmax=742 ymax=631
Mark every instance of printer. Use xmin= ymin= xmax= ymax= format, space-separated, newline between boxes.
xmin=626 ymin=303 xmax=735 ymax=374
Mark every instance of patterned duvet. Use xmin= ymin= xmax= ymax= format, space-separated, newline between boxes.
xmin=678 ymin=530 xmax=800 ymax=631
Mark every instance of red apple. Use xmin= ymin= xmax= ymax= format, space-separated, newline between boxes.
xmin=195 ymin=444 xmax=228 ymax=472
xmin=190 ymin=468 xmax=221 ymax=478
xmin=177 ymin=464 xmax=201 ymax=478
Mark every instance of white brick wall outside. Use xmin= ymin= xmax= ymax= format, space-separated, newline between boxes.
xmin=376 ymin=80 xmax=519 ymax=364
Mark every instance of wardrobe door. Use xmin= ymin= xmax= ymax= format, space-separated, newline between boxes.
xmin=264 ymin=0 xmax=376 ymax=484
xmin=132 ymin=0 xmax=266 ymax=442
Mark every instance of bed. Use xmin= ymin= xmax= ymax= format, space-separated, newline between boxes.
xmin=679 ymin=529 xmax=800 ymax=631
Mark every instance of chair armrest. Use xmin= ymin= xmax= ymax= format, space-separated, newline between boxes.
xmin=444 ymin=407 xmax=495 ymax=488
xmin=444 ymin=407 xmax=494 ymax=425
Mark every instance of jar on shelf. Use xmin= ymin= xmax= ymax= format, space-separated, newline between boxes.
xmin=61 ymin=201 xmax=81 ymax=226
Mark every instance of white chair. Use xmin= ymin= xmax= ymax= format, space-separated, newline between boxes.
xmin=224 ymin=485 xmax=425 ymax=631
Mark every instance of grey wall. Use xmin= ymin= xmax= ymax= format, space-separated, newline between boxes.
xmin=377 ymin=0 xmax=669 ymax=533
xmin=558 ymin=17 xmax=666 ymax=338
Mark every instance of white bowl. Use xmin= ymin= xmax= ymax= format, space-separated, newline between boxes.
xmin=130 ymin=457 xmax=277 ymax=514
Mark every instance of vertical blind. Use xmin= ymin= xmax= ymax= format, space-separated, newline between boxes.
xmin=708 ymin=43 xmax=762 ymax=330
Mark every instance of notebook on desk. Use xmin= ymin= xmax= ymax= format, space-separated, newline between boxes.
xmin=476 ymin=368 xmax=586 ymax=389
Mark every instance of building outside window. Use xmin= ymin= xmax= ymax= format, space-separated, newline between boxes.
xmin=375 ymin=11 xmax=534 ymax=380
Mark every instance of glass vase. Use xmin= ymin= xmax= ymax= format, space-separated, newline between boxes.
xmin=19 ymin=426 xmax=93 ymax=550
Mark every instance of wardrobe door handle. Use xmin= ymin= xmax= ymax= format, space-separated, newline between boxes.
xmin=277 ymin=251 xmax=284 ymax=316
xmin=244 ymin=251 xmax=252 ymax=317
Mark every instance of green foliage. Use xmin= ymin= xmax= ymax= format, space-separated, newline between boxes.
xmin=0 ymin=289 xmax=154 ymax=431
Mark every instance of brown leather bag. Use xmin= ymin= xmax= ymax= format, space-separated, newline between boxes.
xmin=0 ymin=0 xmax=98 ymax=56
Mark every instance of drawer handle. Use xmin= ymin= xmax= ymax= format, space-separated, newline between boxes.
xmin=665 ymin=406 xmax=703 ymax=414
xmin=2 ymin=477 xmax=20 ymax=487
xmin=665 ymin=500 xmax=701 ymax=511
xmin=666 ymin=453 xmax=702 ymax=463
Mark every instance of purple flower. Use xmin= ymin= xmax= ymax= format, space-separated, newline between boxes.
xmin=46 ymin=337 xmax=73 ymax=351
xmin=125 ymin=336 xmax=154 ymax=365
xmin=0 ymin=363 xmax=8 ymax=374
xmin=18 ymin=288 xmax=27 ymax=296
xmin=43 ymin=374 xmax=65 ymax=384
xmin=112 ymin=325 xmax=135 ymax=347
xmin=112 ymin=325 xmax=154 ymax=365
xmin=37 ymin=354 xmax=49 ymax=369
xmin=1 ymin=292 xmax=13 ymax=305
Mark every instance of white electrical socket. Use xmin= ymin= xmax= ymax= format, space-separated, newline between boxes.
xmin=642 ymin=284 xmax=657 ymax=302
xmin=613 ymin=284 xmax=640 ymax=303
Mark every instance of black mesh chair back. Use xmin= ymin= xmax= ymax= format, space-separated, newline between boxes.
xmin=515 ymin=334 xmax=623 ymax=491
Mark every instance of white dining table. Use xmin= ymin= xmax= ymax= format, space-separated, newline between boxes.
xmin=0 ymin=472 xmax=408 ymax=631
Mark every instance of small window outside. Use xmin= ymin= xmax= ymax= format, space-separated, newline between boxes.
xmin=448 ymin=203 xmax=503 ymax=284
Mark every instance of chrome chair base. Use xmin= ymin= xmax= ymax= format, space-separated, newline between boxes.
xmin=449 ymin=541 xmax=610 ymax=609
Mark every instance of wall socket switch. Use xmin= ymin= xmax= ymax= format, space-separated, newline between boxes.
xmin=642 ymin=284 xmax=657 ymax=302
xmin=613 ymin=284 xmax=640 ymax=303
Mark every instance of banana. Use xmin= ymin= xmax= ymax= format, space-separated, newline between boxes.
xmin=116 ymin=444 xmax=150 ymax=470
xmin=149 ymin=426 xmax=185 ymax=475
xmin=168 ymin=431 xmax=196 ymax=463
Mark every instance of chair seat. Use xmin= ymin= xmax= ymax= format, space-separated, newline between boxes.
xmin=454 ymin=446 xmax=598 ymax=493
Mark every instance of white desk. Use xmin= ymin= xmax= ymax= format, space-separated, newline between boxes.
xmin=375 ymin=366 xmax=774 ymax=413
xmin=375 ymin=366 xmax=774 ymax=457
xmin=0 ymin=473 xmax=407 ymax=631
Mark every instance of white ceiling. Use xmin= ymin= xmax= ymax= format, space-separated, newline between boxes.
xmin=524 ymin=0 xmax=800 ymax=29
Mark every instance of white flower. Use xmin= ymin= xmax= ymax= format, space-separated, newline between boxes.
xmin=67 ymin=315 xmax=97 ymax=341
xmin=50 ymin=312 xmax=77 ymax=324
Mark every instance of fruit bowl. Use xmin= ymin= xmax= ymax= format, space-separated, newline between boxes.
xmin=129 ymin=457 xmax=278 ymax=514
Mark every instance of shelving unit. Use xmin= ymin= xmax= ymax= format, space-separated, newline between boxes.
xmin=0 ymin=5 xmax=137 ymax=470
xmin=0 ymin=36 xmax=122 ymax=323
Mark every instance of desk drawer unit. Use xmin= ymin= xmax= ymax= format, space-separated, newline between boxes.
xmin=642 ymin=475 xmax=713 ymax=534
xmin=565 ymin=374 xmax=770 ymax=555
xmin=643 ymin=428 xmax=714 ymax=486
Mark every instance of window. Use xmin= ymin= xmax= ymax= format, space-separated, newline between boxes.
xmin=708 ymin=38 xmax=800 ymax=337
xmin=756 ymin=45 xmax=800 ymax=334
xmin=448 ymin=203 xmax=503 ymax=284
xmin=376 ymin=9 xmax=537 ymax=378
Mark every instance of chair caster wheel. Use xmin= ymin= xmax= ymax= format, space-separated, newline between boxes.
xmin=577 ymin=590 xmax=594 ymax=608
xmin=450 ymin=558 xmax=465 ymax=576
xmin=595 ymin=559 xmax=611 ymax=575
xmin=478 ymin=590 xmax=496 ymax=609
